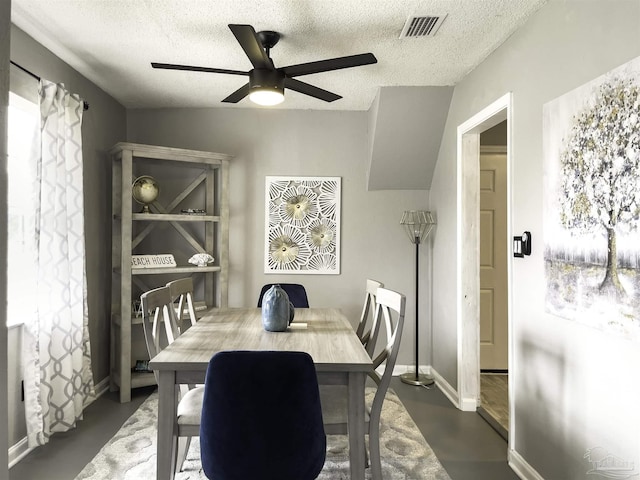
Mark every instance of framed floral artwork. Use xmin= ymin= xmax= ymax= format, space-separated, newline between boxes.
xmin=265 ymin=176 xmax=341 ymax=274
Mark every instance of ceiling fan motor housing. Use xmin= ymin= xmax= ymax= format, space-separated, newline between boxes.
xmin=257 ymin=30 xmax=280 ymax=50
xmin=250 ymin=68 xmax=285 ymax=93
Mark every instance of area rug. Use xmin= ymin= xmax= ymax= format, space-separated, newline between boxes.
xmin=75 ymin=388 xmax=451 ymax=480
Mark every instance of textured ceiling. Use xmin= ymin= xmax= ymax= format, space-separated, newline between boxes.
xmin=11 ymin=0 xmax=546 ymax=111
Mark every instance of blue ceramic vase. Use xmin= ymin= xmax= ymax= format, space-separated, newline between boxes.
xmin=261 ymin=284 xmax=295 ymax=332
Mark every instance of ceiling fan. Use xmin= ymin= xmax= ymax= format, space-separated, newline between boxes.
xmin=151 ymin=24 xmax=377 ymax=106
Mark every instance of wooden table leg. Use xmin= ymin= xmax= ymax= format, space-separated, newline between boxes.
xmin=347 ymin=371 xmax=366 ymax=480
xmin=156 ymin=370 xmax=178 ymax=480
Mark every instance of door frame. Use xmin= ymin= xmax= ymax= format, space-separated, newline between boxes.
xmin=456 ymin=92 xmax=513 ymax=439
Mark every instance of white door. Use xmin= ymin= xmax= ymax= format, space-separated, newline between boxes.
xmin=480 ymin=149 xmax=508 ymax=370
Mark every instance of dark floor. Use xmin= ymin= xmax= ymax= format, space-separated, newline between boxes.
xmin=398 ymin=379 xmax=518 ymax=480
xmin=9 ymin=385 xmax=156 ymax=480
xmin=9 ymin=379 xmax=518 ymax=480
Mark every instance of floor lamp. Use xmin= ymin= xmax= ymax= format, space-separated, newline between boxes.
xmin=400 ymin=210 xmax=436 ymax=386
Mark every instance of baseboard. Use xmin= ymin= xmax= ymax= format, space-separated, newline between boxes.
xmin=88 ymin=376 xmax=111 ymax=405
xmin=509 ymin=448 xmax=545 ymax=480
xmin=390 ymin=364 xmax=464 ymax=411
xmin=9 ymin=376 xmax=111 ymax=468
xmin=8 ymin=437 xmax=33 ymax=469
xmin=371 ymin=364 xmax=470 ymax=412
xmin=390 ymin=363 xmax=432 ymax=377
xmin=428 ymin=367 xmax=461 ymax=408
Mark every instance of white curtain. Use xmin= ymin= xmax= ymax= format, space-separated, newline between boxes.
xmin=22 ymin=79 xmax=95 ymax=447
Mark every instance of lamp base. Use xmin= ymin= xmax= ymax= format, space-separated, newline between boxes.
xmin=400 ymin=371 xmax=435 ymax=387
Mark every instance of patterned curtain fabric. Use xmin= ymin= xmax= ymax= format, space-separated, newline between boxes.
xmin=22 ymin=79 xmax=95 ymax=447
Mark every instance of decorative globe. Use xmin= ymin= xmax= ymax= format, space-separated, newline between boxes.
xmin=132 ymin=175 xmax=159 ymax=213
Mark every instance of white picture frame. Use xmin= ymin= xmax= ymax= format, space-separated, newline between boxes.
xmin=264 ymin=176 xmax=341 ymax=274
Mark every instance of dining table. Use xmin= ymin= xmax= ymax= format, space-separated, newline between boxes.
xmin=148 ymin=306 xmax=373 ymax=480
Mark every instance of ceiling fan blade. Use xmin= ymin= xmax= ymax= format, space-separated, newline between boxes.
xmin=228 ymin=24 xmax=274 ymax=70
xmin=281 ymin=53 xmax=377 ymax=77
xmin=151 ymin=62 xmax=248 ymax=76
xmin=284 ymin=78 xmax=341 ymax=102
xmin=222 ymin=83 xmax=251 ymax=103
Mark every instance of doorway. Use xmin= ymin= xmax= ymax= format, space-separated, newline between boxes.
xmin=456 ymin=93 xmax=513 ymax=446
xmin=478 ymin=136 xmax=509 ymax=439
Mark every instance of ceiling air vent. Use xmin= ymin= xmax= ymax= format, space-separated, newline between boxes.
xmin=399 ymin=14 xmax=447 ymax=38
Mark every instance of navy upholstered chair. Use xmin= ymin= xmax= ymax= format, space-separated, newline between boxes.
xmin=257 ymin=283 xmax=309 ymax=308
xmin=200 ymin=350 xmax=326 ymax=480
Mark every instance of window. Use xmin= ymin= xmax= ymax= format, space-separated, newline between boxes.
xmin=7 ymin=92 xmax=38 ymax=327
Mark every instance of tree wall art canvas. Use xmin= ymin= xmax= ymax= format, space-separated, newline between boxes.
xmin=264 ymin=176 xmax=341 ymax=274
xmin=543 ymin=55 xmax=640 ymax=340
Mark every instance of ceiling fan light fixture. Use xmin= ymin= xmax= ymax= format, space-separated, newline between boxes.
xmin=249 ymin=68 xmax=285 ymax=106
xmin=249 ymin=87 xmax=284 ymax=106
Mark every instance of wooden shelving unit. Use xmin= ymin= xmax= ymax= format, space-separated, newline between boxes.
xmin=110 ymin=142 xmax=231 ymax=402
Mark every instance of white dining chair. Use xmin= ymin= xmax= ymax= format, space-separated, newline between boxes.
xmin=354 ymin=279 xmax=384 ymax=348
xmin=319 ymin=287 xmax=406 ymax=480
xmin=140 ymin=285 xmax=202 ymax=473
xmin=166 ymin=277 xmax=198 ymax=332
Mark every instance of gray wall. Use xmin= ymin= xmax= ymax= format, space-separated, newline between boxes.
xmin=481 ymin=120 xmax=506 ymax=146
xmin=430 ymin=1 xmax=640 ymax=478
xmin=127 ymin=107 xmax=432 ymax=367
xmin=368 ymin=86 xmax=453 ymax=190
xmin=8 ymin=26 xmax=126 ymax=446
